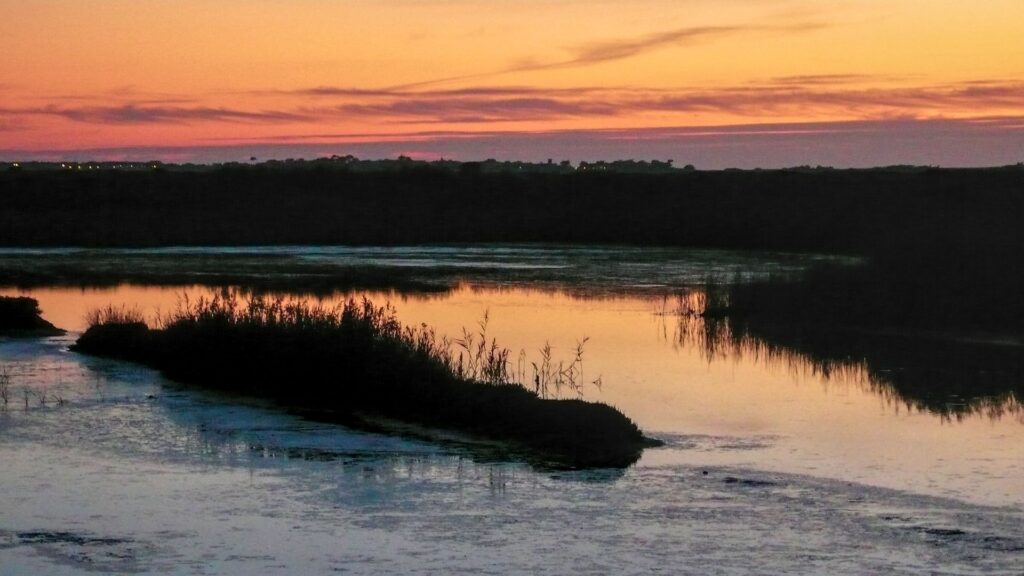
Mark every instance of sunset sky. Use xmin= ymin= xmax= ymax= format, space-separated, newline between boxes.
xmin=2 ymin=0 xmax=1023 ymax=167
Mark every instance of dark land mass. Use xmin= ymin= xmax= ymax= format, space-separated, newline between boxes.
xmin=0 ymin=296 xmax=64 ymax=337
xmin=72 ymin=295 xmax=656 ymax=469
xmin=2 ymin=162 xmax=1021 ymax=255
xmin=3 ymin=161 xmax=1022 ymax=332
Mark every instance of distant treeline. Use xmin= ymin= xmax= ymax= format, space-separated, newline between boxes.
xmin=1 ymin=163 xmax=1022 ymax=255
xmin=1 ymin=155 xmax=680 ymax=174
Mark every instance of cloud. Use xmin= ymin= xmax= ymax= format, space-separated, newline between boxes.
xmin=284 ymin=80 xmax=1024 ymax=124
xmin=335 ymin=95 xmax=619 ymax=123
xmin=201 ymin=116 xmax=1024 ymax=145
xmin=291 ymin=85 xmax=594 ymax=98
xmin=392 ymin=20 xmax=826 ymax=89
xmin=5 ymin=79 xmax=1024 ymax=128
xmin=763 ymin=74 xmax=896 ymax=86
xmin=546 ymin=22 xmax=826 ymax=70
xmin=2 ymin=104 xmax=308 ymax=125
xmin=40 ymin=95 xmax=200 ymax=106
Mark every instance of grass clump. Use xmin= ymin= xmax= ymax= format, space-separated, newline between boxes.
xmin=85 ymin=304 xmax=145 ymax=327
xmin=0 ymin=296 xmax=64 ymax=336
xmin=0 ymin=366 xmax=10 ymax=408
xmin=73 ymin=293 xmax=654 ymax=468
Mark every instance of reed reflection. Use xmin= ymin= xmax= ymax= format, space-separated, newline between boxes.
xmin=665 ymin=289 xmax=1024 ymax=422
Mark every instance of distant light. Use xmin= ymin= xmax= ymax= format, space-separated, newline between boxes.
xmin=12 ymin=163 xmax=18 ymax=167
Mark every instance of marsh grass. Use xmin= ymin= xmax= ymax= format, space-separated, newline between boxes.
xmin=670 ymin=284 xmax=1024 ymax=421
xmin=74 ymin=292 xmax=650 ymax=467
xmin=85 ymin=305 xmax=145 ymax=327
xmin=0 ymin=367 xmax=10 ymax=408
xmin=0 ymin=296 xmax=63 ymax=336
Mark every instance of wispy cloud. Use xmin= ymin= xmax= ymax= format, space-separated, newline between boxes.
xmin=392 ymin=20 xmax=826 ymax=89
xmin=762 ymin=74 xmax=899 ymax=86
xmin=335 ymin=95 xmax=619 ymax=123
xmin=2 ymin=104 xmax=309 ymax=125
xmin=288 ymin=80 xmax=1024 ymax=124
xmin=291 ymin=85 xmax=595 ymax=98
xmin=5 ymin=79 xmax=1024 ymax=128
xmin=539 ymin=22 xmax=826 ymax=70
xmin=199 ymin=116 xmax=1024 ymax=145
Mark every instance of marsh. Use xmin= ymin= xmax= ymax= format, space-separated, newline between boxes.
xmin=1 ymin=245 xmax=1020 ymax=574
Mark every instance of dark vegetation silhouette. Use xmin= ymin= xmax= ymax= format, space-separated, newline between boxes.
xmin=0 ymin=296 xmax=64 ymax=336
xmin=668 ymin=288 xmax=1023 ymax=421
xmin=72 ymin=294 xmax=656 ymax=468
xmin=2 ymin=161 xmax=1022 ymax=333
xmin=1 ymin=162 xmax=1021 ymax=254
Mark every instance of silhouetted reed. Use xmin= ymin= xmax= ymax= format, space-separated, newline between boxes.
xmin=85 ymin=304 xmax=145 ymax=327
xmin=670 ymin=286 xmax=1023 ymax=421
xmin=74 ymin=293 xmax=653 ymax=467
xmin=0 ymin=366 xmax=10 ymax=408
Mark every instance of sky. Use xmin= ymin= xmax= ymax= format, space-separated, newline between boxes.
xmin=1 ymin=0 xmax=1023 ymax=167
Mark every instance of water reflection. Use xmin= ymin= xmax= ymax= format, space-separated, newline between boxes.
xmin=0 ymin=245 xmax=850 ymax=299
xmin=3 ymin=282 xmax=1022 ymax=426
xmin=1 ymin=286 xmax=1023 ymax=505
xmin=666 ymin=291 xmax=1023 ymax=422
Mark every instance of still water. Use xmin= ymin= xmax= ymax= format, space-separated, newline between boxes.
xmin=1 ymin=246 xmax=1021 ymax=574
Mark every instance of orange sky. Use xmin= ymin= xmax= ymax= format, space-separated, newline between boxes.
xmin=1 ymin=0 xmax=1023 ymax=166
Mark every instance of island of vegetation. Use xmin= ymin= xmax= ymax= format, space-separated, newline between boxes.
xmin=0 ymin=296 xmax=64 ymax=337
xmin=72 ymin=295 xmax=658 ymax=468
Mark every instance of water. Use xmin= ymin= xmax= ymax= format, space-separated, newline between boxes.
xmin=1 ymin=246 xmax=1022 ymax=574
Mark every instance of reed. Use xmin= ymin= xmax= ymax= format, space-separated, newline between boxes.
xmin=85 ymin=305 xmax=145 ymax=327
xmin=0 ymin=367 xmax=10 ymax=408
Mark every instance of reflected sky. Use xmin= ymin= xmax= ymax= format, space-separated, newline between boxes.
xmin=0 ymin=245 xmax=854 ymax=295
xmin=2 ymin=282 xmax=1022 ymax=507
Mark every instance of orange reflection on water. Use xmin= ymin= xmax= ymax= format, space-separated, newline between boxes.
xmin=4 ymin=284 xmax=1023 ymax=506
